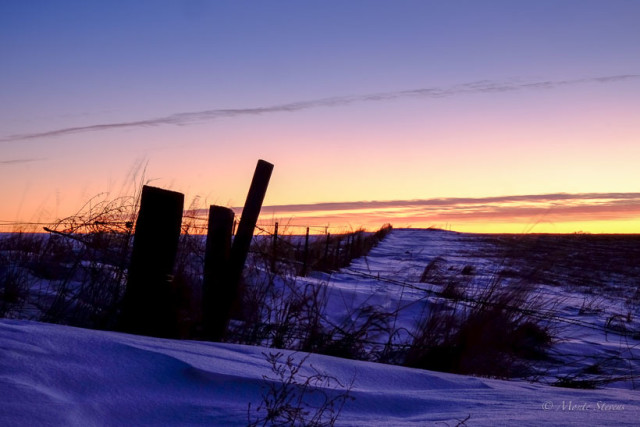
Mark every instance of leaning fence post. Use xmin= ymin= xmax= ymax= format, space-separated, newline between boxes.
xmin=120 ymin=185 xmax=184 ymax=338
xmin=202 ymin=205 xmax=235 ymax=340
xmin=221 ymin=159 xmax=274 ymax=337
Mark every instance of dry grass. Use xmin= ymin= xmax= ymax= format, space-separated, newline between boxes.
xmin=405 ymin=275 xmax=554 ymax=379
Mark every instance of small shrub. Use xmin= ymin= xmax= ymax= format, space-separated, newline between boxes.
xmin=302 ymin=304 xmax=392 ymax=361
xmin=247 ymin=351 xmax=354 ymax=427
xmin=461 ymin=265 xmax=474 ymax=276
xmin=0 ymin=263 xmax=29 ymax=316
xmin=552 ymin=376 xmax=598 ymax=389
xmin=229 ymin=260 xmax=328 ymax=350
xmin=419 ymin=256 xmax=447 ymax=284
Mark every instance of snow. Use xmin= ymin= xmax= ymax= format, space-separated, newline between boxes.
xmin=2 ymin=228 xmax=640 ymax=425
xmin=1 ymin=319 xmax=639 ymax=426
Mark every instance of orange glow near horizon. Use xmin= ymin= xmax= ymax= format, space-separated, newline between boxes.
xmin=253 ymin=193 xmax=640 ymax=234
xmin=252 ymin=216 xmax=640 ymax=235
xmin=250 ymin=217 xmax=640 ymax=235
xmin=3 ymin=192 xmax=639 ymax=235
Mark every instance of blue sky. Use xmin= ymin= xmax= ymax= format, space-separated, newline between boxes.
xmin=2 ymin=1 xmax=640 ymax=232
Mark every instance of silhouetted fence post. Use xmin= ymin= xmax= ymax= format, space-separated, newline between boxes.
xmin=302 ymin=226 xmax=310 ymax=276
xmin=271 ymin=221 xmax=278 ymax=272
xmin=215 ymin=159 xmax=274 ymax=339
xmin=202 ymin=205 xmax=235 ymax=340
xmin=120 ymin=185 xmax=184 ymax=338
xmin=324 ymin=232 xmax=331 ymax=268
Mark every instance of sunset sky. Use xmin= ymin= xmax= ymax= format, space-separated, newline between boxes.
xmin=2 ymin=1 xmax=639 ymax=233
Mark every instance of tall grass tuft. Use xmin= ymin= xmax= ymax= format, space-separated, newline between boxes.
xmin=405 ymin=275 xmax=553 ymax=379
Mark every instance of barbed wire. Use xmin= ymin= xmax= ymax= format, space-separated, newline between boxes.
xmin=0 ymin=217 xmax=343 ymax=235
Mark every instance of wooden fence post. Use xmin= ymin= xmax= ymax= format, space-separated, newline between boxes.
xmin=202 ymin=205 xmax=235 ymax=340
xmin=302 ymin=226 xmax=310 ymax=276
xmin=220 ymin=159 xmax=274 ymax=338
xmin=120 ymin=185 xmax=184 ymax=337
xmin=324 ymin=232 xmax=331 ymax=267
xmin=271 ymin=221 xmax=279 ymax=272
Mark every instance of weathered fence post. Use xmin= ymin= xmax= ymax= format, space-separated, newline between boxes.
xmin=215 ymin=159 xmax=274 ymax=339
xmin=120 ymin=185 xmax=184 ymax=337
xmin=202 ymin=205 xmax=235 ymax=340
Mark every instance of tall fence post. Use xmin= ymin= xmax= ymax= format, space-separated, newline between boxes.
xmin=219 ymin=159 xmax=274 ymax=339
xmin=120 ymin=185 xmax=184 ymax=338
xmin=202 ymin=205 xmax=235 ymax=340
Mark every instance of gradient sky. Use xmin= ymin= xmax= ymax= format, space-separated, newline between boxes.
xmin=2 ymin=1 xmax=639 ymax=233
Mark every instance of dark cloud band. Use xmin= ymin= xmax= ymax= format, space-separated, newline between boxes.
xmin=259 ymin=192 xmax=640 ymax=213
xmin=251 ymin=192 xmax=640 ymax=227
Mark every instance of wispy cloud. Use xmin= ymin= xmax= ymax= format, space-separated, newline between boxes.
xmin=253 ymin=192 xmax=640 ymax=230
xmin=0 ymin=158 xmax=45 ymax=166
xmin=2 ymin=74 xmax=638 ymax=142
xmin=260 ymin=192 xmax=640 ymax=213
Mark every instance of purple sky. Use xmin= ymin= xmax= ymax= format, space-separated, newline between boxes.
xmin=2 ymin=1 xmax=639 ymax=233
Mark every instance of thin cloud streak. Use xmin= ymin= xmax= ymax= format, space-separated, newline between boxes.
xmin=261 ymin=192 xmax=640 ymax=213
xmin=255 ymin=192 xmax=640 ymax=228
xmin=2 ymin=74 xmax=639 ymax=142
xmin=0 ymin=158 xmax=46 ymax=166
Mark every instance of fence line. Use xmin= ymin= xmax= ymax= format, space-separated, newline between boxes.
xmin=2 ymin=219 xmax=636 ymax=343
xmin=6 ymin=217 xmax=633 ymax=340
xmin=1 ymin=218 xmax=362 ymax=236
xmin=3 ymin=213 xmax=639 ymax=386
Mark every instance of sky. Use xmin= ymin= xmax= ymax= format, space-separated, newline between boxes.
xmin=1 ymin=0 xmax=640 ymax=233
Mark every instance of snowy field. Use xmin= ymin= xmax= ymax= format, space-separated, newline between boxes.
xmin=2 ymin=228 xmax=640 ymax=425
xmin=333 ymin=230 xmax=640 ymax=388
xmin=1 ymin=318 xmax=639 ymax=426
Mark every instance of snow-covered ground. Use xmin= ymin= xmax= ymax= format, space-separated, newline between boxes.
xmin=2 ymin=228 xmax=640 ymax=425
xmin=346 ymin=230 xmax=640 ymax=384
xmin=1 ymin=318 xmax=638 ymax=426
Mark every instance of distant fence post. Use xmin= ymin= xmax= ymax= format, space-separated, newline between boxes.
xmin=271 ymin=221 xmax=279 ymax=272
xmin=324 ymin=232 xmax=331 ymax=266
xmin=120 ymin=185 xmax=184 ymax=338
xmin=202 ymin=205 xmax=235 ymax=340
xmin=218 ymin=159 xmax=274 ymax=339
xmin=302 ymin=226 xmax=310 ymax=276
